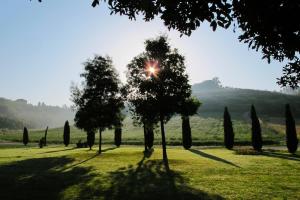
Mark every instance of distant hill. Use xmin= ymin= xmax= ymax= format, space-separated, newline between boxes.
xmin=192 ymin=79 xmax=300 ymax=120
xmin=0 ymin=98 xmax=74 ymax=129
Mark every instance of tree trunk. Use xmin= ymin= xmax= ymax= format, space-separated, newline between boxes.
xmin=99 ymin=129 xmax=102 ymax=154
xmin=160 ymin=113 xmax=169 ymax=171
xmin=143 ymin=123 xmax=147 ymax=152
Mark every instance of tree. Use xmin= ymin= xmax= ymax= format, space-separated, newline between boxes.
xmin=44 ymin=126 xmax=48 ymax=146
xmin=250 ymin=105 xmax=262 ymax=151
xmin=179 ymin=97 xmax=201 ymax=149
xmin=224 ymin=107 xmax=234 ymax=149
xmin=23 ymin=127 xmax=29 ymax=146
xmin=71 ymin=55 xmax=124 ymax=154
xmin=63 ymin=120 xmax=70 ymax=147
xmin=126 ymin=36 xmax=191 ymax=168
xmin=87 ymin=130 xmax=95 ymax=150
xmin=285 ymin=104 xmax=298 ymax=154
xmin=114 ymin=126 xmax=122 ymax=147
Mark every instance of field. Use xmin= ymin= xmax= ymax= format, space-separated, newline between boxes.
xmin=0 ymin=145 xmax=299 ymax=199
xmin=1 ymin=116 xmax=299 ymax=146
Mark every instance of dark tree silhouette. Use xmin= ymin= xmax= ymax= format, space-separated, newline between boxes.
xmin=250 ymin=105 xmax=262 ymax=151
xmin=44 ymin=126 xmax=48 ymax=146
xmin=63 ymin=120 xmax=70 ymax=147
xmin=87 ymin=130 xmax=95 ymax=150
xmin=22 ymin=127 xmax=29 ymax=146
xmin=126 ymin=36 xmax=191 ymax=168
xmin=114 ymin=127 xmax=122 ymax=147
xmin=71 ymin=55 xmax=124 ymax=154
xmin=179 ymin=97 xmax=201 ymax=149
xmin=285 ymin=104 xmax=298 ymax=154
xmin=223 ymin=107 xmax=234 ymax=149
xmin=34 ymin=1 xmax=300 ymax=87
xmin=145 ymin=126 xmax=154 ymax=150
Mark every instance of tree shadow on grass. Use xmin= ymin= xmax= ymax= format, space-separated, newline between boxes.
xmin=38 ymin=147 xmax=77 ymax=154
xmin=189 ymin=149 xmax=240 ymax=168
xmin=262 ymin=150 xmax=300 ymax=162
xmin=0 ymin=156 xmax=93 ymax=200
xmin=78 ymin=150 xmax=224 ymax=200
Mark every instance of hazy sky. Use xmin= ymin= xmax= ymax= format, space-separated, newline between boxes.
xmin=0 ymin=0 xmax=284 ymax=106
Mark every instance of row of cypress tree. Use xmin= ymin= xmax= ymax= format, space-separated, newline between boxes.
xmin=224 ymin=104 xmax=299 ymax=154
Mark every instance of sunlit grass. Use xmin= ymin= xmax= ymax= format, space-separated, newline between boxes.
xmin=0 ymin=145 xmax=299 ymax=199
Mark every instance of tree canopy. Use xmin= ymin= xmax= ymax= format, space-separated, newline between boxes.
xmin=71 ymin=55 xmax=124 ymax=153
xmin=126 ymin=35 xmax=191 ymax=167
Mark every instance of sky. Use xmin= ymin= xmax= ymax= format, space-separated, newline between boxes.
xmin=0 ymin=0 xmax=284 ymax=106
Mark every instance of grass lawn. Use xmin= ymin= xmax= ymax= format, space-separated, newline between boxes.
xmin=0 ymin=145 xmax=299 ymax=199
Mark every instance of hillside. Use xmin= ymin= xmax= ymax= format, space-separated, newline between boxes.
xmin=193 ymin=79 xmax=300 ymax=120
xmin=0 ymin=98 xmax=74 ymax=129
xmin=1 ymin=79 xmax=300 ymax=129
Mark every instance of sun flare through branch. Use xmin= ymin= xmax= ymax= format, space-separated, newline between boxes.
xmin=145 ymin=60 xmax=159 ymax=78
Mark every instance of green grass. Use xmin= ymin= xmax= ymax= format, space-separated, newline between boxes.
xmin=0 ymin=145 xmax=299 ymax=199
xmin=1 ymin=116 xmax=297 ymax=146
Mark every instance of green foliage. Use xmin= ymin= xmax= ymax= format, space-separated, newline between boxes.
xmin=63 ymin=121 xmax=70 ymax=147
xmin=22 ymin=127 xmax=29 ymax=146
xmin=251 ymin=105 xmax=262 ymax=151
xmin=224 ymin=107 xmax=234 ymax=149
xmin=71 ymin=55 xmax=124 ymax=153
xmin=285 ymin=104 xmax=298 ymax=154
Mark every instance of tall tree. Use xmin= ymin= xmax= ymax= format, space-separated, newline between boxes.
xmin=126 ymin=36 xmax=191 ymax=168
xmin=23 ymin=127 xmax=29 ymax=146
xmin=250 ymin=105 xmax=262 ymax=151
xmin=63 ymin=120 xmax=70 ymax=147
xmin=71 ymin=55 xmax=124 ymax=154
xmin=224 ymin=107 xmax=234 ymax=149
xmin=179 ymin=97 xmax=201 ymax=149
xmin=285 ymin=104 xmax=298 ymax=154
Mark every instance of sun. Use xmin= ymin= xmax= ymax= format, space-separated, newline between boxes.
xmin=145 ymin=60 xmax=159 ymax=78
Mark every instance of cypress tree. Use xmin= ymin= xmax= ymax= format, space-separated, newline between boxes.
xmin=87 ymin=130 xmax=95 ymax=150
xmin=23 ymin=127 xmax=29 ymax=146
xmin=114 ymin=127 xmax=122 ymax=147
xmin=251 ymin=105 xmax=262 ymax=151
xmin=182 ymin=116 xmax=192 ymax=149
xmin=285 ymin=104 xmax=298 ymax=154
xmin=146 ymin=126 xmax=154 ymax=149
xmin=63 ymin=120 xmax=70 ymax=147
xmin=224 ymin=107 xmax=234 ymax=149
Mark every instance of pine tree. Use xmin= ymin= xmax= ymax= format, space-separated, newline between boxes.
xmin=23 ymin=127 xmax=29 ymax=146
xmin=285 ymin=104 xmax=298 ymax=154
xmin=87 ymin=130 xmax=95 ymax=150
xmin=182 ymin=116 xmax=192 ymax=149
xmin=179 ymin=97 xmax=201 ymax=149
xmin=114 ymin=127 xmax=122 ymax=147
xmin=251 ymin=105 xmax=262 ymax=151
xmin=63 ymin=120 xmax=70 ymax=147
xmin=224 ymin=107 xmax=234 ymax=149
